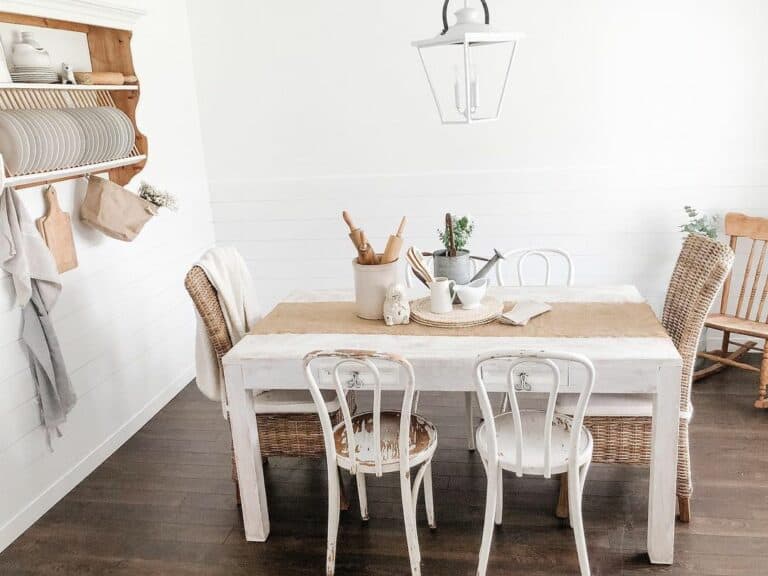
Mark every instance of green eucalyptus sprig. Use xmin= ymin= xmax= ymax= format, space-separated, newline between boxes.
xmin=680 ymin=206 xmax=718 ymax=239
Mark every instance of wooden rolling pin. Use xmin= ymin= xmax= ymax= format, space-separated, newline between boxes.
xmin=381 ymin=216 xmax=406 ymax=264
xmin=73 ymin=72 xmax=138 ymax=85
xmin=343 ymin=211 xmax=377 ymax=264
xmin=357 ymin=230 xmax=378 ymax=265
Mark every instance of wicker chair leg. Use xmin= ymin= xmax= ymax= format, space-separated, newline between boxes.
xmin=755 ymin=341 xmax=768 ymax=409
xmin=235 ymin=479 xmax=241 ymax=507
xmin=677 ymin=420 xmax=693 ymax=522
xmin=556 ymin=473 xmax=569 ymax=519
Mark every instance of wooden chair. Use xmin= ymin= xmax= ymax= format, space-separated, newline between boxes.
xmin=556 ymin=234 xmax=734 ymax=522
xmin=404 ymin=251 xmax=490 ymax=452
xmin=303 ymin=350 xmax=438 ymax=576
xmin=473 ymin=350 xmax=596 ymax=576
xmin=496 ymin=247 xmax=575 ymax=286
xmin=184 ymin=265 xmax=354 ymax=503
xmin=694 ymin=213 xmax=768 ymax=408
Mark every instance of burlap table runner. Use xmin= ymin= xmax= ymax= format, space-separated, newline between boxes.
xmin=250 ymin=302 xmax=668 ymax=338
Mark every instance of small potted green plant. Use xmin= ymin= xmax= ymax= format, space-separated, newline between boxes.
xmin=434 ymin=213 xmax=475 ymax=284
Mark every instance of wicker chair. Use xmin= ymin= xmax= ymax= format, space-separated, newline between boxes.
xmin=556 ymin=234 xmax=734 ymax=522
xmin=184 ymin=265 xmax=354 ymax=500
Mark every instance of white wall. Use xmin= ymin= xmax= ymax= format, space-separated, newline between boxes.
xmin=0 ymin=0 xmax=213 ymax=551
xmin=188 ymin=0 xmax=768 ymax=311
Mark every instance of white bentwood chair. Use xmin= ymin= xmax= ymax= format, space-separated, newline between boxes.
xmin=473 ymin=350 xmax=595 ymax=576
xmin=303 ymin=350 xmax=438 ymax=576
xmin=496 ymin=248 xmax=575 ymax=287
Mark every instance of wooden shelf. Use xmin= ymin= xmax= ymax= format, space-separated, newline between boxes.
xmin=0 ymin=83 xmax=138 ymax=91
xmin=0 ymin=10 xmax=148 ymax=186
xmin=3 ymin=154 xmax=147 ymax=189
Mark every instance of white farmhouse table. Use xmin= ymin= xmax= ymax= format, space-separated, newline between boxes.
xmin=222 ymin=285 xmax=682 ymax=564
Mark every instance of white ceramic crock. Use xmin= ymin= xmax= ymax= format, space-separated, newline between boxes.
xmin=353 ymin=258 xmax=400 ymax=320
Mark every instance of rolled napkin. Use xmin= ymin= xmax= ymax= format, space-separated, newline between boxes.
xmin=500 ymin=301 xmax=552 ymax=326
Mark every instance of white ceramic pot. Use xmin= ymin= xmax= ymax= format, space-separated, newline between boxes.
xmin=12 ymin=33 xmax=51 ymax=68
xmin=353 ymin=258 xmax=400 ymax=320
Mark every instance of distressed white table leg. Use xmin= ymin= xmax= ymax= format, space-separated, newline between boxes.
xmin=647 ymin=363 xmax=681 ymax=564
xmin=224 ymin=363 xmax=270 ymax=541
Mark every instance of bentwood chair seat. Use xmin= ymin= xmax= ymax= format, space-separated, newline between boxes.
xmin=475 ymin=410 xmax=592 ymax=477
xmin=333 ymin=411 xmax=438 ymax=474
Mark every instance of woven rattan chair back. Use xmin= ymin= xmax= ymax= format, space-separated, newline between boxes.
xmin=661 ymin=234 xmax=735 ymax=411
xmin=184 ymin=266 xmax=233 ymax=362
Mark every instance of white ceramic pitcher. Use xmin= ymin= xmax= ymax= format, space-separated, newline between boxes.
xmin=429 ymin=277 xmax=456 ymax=314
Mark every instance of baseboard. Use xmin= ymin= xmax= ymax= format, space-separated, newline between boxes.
xmin=0 ymin=366 xmax=195 ymax=553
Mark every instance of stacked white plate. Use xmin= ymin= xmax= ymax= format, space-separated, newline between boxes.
xmin=0 ymin=106 xmax=136 ymax=175
xmin=10 ymin=66 xmax=60 ymax=84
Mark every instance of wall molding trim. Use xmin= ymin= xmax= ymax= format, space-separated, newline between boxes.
xmin=0 ymin=0 xmax=146 ymax=30
xmin=0 ymin=365 xmax=193 ymax=553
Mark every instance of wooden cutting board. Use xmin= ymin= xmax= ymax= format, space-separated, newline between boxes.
xmin=36 ymin=186 xmax=78 ymax=273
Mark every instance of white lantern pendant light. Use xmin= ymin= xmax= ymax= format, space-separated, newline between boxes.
xmin=413 ymin=0 xmax=522 ymax=124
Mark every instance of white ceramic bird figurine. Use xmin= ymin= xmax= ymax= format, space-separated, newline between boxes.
xmin=383 ymin=283 xmax=410 ymax=326
xmin=61 ymin=63 xmax=76 ymax=85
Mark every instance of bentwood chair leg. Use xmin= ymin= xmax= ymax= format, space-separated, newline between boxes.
xmin=424 ymin=461 xmax=436 ymax=529
xmin=326 ymin=465 xmax=341 ymax=576
xmin=556 ymin=473 xmax=569 ymax=519
xmin=477 ymin=464 xmax=499 ymax=576
xmin=339 ymin=470 xmax=350 ymax=511
xmin=400 ymin=469 xmax=422 ymax=574
xmin=356 ymin=472 xmax=369 ymax=521
xmin=465 ymin=392 xmax=476 ymax=451
xmin=494 ymin=467 xmax=503 ymax=525
xmin=568 ymin=466 xmax=591 ymax=576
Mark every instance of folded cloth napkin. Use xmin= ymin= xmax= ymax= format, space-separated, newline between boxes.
xmin=0 ymin=186 xmax=61 ymax=309
xmin=194 ymin=246 xmax=261 ymax=407
xmin=1 ymin=186 xmax=73 ymax=448
xmin=500 ymin=301 xmax=552 ymax=326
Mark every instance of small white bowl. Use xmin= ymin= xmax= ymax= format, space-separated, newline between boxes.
xmin=455 ymin=278 xmax=489 ymax=310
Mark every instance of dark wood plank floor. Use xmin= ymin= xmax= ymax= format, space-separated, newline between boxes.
xmin=2 ymin=363 xmax=767 ymax=575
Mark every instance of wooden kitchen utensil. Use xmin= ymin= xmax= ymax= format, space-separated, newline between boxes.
xmin=357 ymin=230 xmax=378 ymax=265
xmin=381 ymin=216 xmax=406 ymax=264
xmin=36 ymin=185 xmax=78 ymax=273
xmin=407 ymin=246 xmax=434 ymax=284
xmin=73 ymin=71 xmax=138 ymax=85
xmin=343 ymin=210 xmax=364 ymax=254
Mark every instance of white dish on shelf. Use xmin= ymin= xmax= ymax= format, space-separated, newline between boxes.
xmin=93 ymin=107 xmax=118 ymax=161
xmin=56 ymin=110 xmax=82 ymax=167
xmin=15 ymin=111 xmax=44 ymax=173
xmin=40 ymin=110 xmax=66 ymax=170
xmin=0 ymin=112 xmax=26 ymax=174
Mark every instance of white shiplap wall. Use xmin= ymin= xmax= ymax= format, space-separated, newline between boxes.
xmin=189 ymin=0 xmax=768 ymax=312
xmin=0 ymin=0 xmax=214 ymax=551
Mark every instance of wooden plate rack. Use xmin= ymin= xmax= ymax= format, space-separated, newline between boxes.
xmin=0 ymin=10 xmax=147 ymax=189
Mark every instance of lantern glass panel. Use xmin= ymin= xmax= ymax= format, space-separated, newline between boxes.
xmin=418 ymin=40 xmax=517 ymax=124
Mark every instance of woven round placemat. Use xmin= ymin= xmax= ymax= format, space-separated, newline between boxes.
xmin=410 ymin=296 xmax=503 ymax=328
